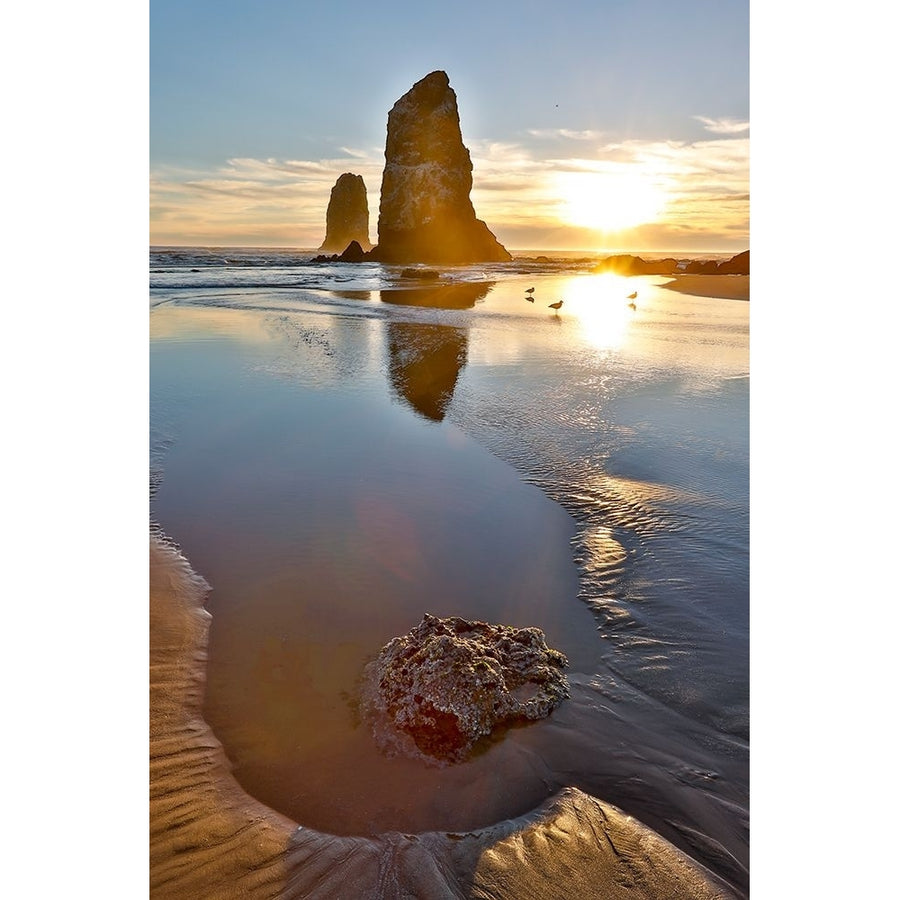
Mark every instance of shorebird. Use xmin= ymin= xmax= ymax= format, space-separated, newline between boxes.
xmin=627 ymin=291 xmax=638 ymax=300
xmin=548 ymin=300 xmax=563 ymax=311
xmin=525 ymin=287 xmax=535 ymax=294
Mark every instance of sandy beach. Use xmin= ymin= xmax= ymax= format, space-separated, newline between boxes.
xmin=150 ymin=535 xmax=737 ymax=898
xmin=659 ymin=274 xmax=750 ymax=301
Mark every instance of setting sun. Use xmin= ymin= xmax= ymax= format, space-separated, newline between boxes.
xmin=557 ymin=171 xmax=668 ymax=233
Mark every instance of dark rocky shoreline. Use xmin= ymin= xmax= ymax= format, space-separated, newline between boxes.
xmin=313 ymin=245 xmax=750 ymax=278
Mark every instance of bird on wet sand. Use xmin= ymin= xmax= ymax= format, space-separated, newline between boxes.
xmin=526 ymin=287 xmax=535 ymax=294
xmin=627 ymin=291 xmax=638 ymax=300
xmin=548 ymin=300 xmax=563 ymax=311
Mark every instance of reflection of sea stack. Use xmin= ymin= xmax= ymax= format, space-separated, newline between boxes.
xmin=387 ymin=323 xmax=469 ymax=422
xmin=318 ymin=173 xmax=372 ymax=253
xmin=380 ymin=281 xmax=493 ymax=311
xmin=381 ymin=283 xmax=492 ymax=421
xmin=370 ymin=71 xmax=511 ymax=265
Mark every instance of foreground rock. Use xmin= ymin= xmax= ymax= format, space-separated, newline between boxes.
xmin=317 ymin=172 xmax=371 ymax=253
xmin=370 ymin=71 xmax=511 ymax=264
xmin=362 ymin=613 xmax=569 ymax=764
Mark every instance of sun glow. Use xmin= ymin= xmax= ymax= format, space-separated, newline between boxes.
xmin=557 ymin=171 xmax=667 ymax=233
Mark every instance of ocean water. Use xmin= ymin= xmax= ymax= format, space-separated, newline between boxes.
xmin=150 ymin=247 xmax=749 ymax=893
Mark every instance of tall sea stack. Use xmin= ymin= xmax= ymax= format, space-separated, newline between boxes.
xmin=370 ymin=71 xmax=511 ymax=265
xmin=318 ymin=173 xmax=372 ymax=253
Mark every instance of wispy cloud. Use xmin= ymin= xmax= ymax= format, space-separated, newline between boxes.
xmin=526 ymin=128 xmax=605 ymax=141
xmin=338 ymin=146 xmax=375 ymax=159
xmin=694 ymin=116 xmax=750 ymax=135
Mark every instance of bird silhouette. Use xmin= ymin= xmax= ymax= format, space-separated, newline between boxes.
xmin=525 ymin=287 xmax=535 ymax=294
xmin=627 ymin=291 xmax=638 ymax=300
xmin=548 ymin=300 xmax=563 ymax=311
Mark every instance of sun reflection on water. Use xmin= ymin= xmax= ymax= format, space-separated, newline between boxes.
xmin=561 ymin=273 xmax=637 ymax=351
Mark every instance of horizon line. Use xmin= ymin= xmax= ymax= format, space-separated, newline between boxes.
xmin=149 ymin=243 xmax=747 ymax=256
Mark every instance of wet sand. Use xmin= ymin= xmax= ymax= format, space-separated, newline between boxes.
xmin=150 ymin=534 xmax=738 ymax=898
xmin=149 ymin=537 xmax=293 ymax=897
xmin=659 ymin=275 xmax=749 ymax=301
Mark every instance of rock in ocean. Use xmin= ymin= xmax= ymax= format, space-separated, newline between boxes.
xmin=370 ymin=71 xmax=511 ymax=265
xmin=362 ymin=613 xmax=569 ymax=765
xmin=318 ymin=172 xmax=372 ymax=253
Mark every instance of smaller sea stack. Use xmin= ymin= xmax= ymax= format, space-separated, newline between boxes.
xmin=318 ymin=173 xmax=372 ymax=253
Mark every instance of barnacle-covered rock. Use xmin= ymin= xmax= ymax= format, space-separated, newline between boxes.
xmin=362 ymin=613 xmax=569 ymax=765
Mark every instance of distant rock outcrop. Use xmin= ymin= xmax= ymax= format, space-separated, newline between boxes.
xmin=362 ymin=613 xmax=569 ymax=765
xmin=684 ymin=259 xmax=721 ymax=275
xmin=369 ymin=71 xmax=511 ymax=265
xmin=310 ymin=239 xmax=368 ymax=263
xmin=592 ymin=251 xmax=749 ymax=277
xmin=593 ymin=255 xmax=680 ymax=276
xmin=717 ymin=249 xmax=749 ymax=275
xmin=400 ymin=267 xmax=440 ymax=280
xmin=318 ymin=173 xmax=371 ymax=254
xmin=336 ymin=240 xmax=367 ymax=262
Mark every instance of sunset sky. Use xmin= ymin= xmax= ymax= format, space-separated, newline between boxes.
xmin=151 ymin=0 xmax=749 ymax=253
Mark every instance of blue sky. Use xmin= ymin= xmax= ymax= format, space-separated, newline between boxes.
xmin=150 ymin=0 xmax=749 ymax=250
